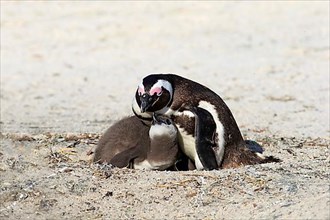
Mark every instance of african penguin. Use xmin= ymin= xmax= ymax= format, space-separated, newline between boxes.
xmin=132 ymin=73 xmax=279 ymax=170
xmin=93 ymin=114 xmax=180 ymax=170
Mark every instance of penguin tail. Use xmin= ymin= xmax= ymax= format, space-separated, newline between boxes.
xmin=245 ymin=140 xmax=281 ymax=164
xmin=261 ymin=156 xmax=282 ymax=163
xmin=245 ymin=140 xmax=264 ymax=154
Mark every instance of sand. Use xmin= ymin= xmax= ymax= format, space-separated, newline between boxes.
xmin=1 ymin=1 xmax=329 ymax=219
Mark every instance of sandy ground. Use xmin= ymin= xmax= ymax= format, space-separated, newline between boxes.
xmin=1 ymin=1 xmax=329 ymax=219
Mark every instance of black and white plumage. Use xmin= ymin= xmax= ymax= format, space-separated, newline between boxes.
xmin=132 ymin=73 xmax=278 ymax=170
xmin=94 ymin=114 xmax=179 ymax=170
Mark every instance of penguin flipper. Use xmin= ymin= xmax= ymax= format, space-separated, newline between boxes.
xmin=110 ymin=146 xmax=141 ymax=168
xmin=192 ymin=106 xmax=218 ymax=170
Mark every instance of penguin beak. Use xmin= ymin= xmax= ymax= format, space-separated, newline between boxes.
xmin=140 ymin=93 xmax=152 ymax=113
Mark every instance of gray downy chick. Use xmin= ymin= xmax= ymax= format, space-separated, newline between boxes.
xmin=93 ymin=114 xmax=179 ymax=170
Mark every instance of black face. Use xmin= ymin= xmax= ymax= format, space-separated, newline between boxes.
xmin=135 ymin=89 xmax=171 ymax=113
xmin=138 ymin=92 xmax=159 ymax=113
xmin=135 ymin=74 xmax=173 ymax=113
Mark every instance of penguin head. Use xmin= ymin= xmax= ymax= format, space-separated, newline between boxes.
xmin=152 ymin=113 xmax=172 ymax=126
xmin=149 ymin=113 xmax=177 ymax=139
xmin=135 ymin=75 xmax=173 ymax=113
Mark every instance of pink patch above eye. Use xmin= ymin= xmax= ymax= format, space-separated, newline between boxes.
xmin=150 ymin=87 xmax=162 ymax=96
xmin=138 ymin=87 xmax=145 ymax=95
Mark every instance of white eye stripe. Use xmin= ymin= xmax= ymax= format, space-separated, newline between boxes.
xmin=150 ymin=87 xmax=163 ymax=96
xmin=150 ymin=80 xmax=173 ymax=98
xmin=138 ymin=87 xmax=145 ymax=95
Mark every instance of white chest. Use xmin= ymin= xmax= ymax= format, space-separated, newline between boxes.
xmin=165 ymin=101 xmax=225 ymax=169
xmin=176 ymin=125 xmax=204 ymax=170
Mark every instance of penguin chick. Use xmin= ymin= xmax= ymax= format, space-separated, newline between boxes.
xmin=134 ymin=114 xmax=179 ymax=170
xmin=93 ymin=116 xmax=149 ymax=167
xmin=93 ymin=115 xmax=179 ymax=170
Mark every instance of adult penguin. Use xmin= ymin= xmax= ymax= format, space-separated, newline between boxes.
xmin=132 ymin=73 xmax=275 ymax=170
